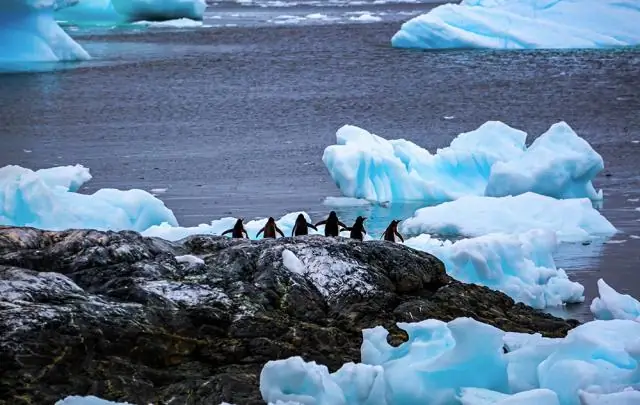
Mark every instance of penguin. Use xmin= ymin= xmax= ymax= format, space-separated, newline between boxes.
xmin=315 ymin=211 xmax=347 ymax=237
xmin=292 ymin=213 xmax=318 ymax=236
xmin=221 ymin=218 xmax=249 ymax=239
xmin=381 ymin=220 xmax=404 ymax=243
xmin=256 ymin=217 xmax=285 ymax=239
xmin=341 ymin=216 xmax=367 ymax=241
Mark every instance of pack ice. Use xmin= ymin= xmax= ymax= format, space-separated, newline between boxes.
xmin=322 ymin=121 xmax=604 ymax=204
xmin=0 ymin=0 xmax=90 ymax=63
xmin=401 ymin=192 xmax=616 ymax=243
xmin=0 ymin=165 xmax=177 ymax=232
xmin=391 ymin=0 xmax=640 ymax=50
xmin=55 ymin=0 xmax=207 ymax=24
xmin=260 ymin=316 xmax=640 ymax=405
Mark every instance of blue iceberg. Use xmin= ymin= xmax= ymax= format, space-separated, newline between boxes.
xmin=260 ymin=317 xmax=640 ymax=405
xmin=0 ymin=0 xmax=90 ymax=63
xmin=400 ymin=192 xmax=616 ymax=243
xmin=55 ymin=0 xmax=207 ymax=24
xmin=590 ymin=279 xmax=640 ymax=322
xmin=322 ymin=121 xmax=604 ymax=205
xmin=391 ymin=0 xmax=640 ymax=50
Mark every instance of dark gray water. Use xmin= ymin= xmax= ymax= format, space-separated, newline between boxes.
xmin=1 ymin=6 xmax=640 ymax=321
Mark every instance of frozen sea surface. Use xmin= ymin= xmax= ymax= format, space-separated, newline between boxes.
xmin=0 ymin=7 xmax=639 ymax=321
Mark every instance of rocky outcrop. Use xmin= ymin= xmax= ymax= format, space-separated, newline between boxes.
xmin=0 ymin=226 xmax=579 ymax=405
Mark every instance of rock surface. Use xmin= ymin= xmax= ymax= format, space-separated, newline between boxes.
xmin=0 ymin=226 xmax=579 ymax=405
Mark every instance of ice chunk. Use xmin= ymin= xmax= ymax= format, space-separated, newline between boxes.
xmin=485 ymin=122 xmax=604 ymax=200
xmin=391 ymin=0 xmax=640 ymax=50
xmin=323 ymin=121 xmax=604 ymax=204
xmin=323 ymin=196 xmax=372 ymax=207
xmin=55 ymin=0 xmax=206 ymax=24
xmin=405 ymin=229 xmax=584 ymax=309
xmin=0 ymin=0 xmax=90 ymax=63
xmin=459 ymin=387 xmax=560 ymax=405
xmin=579 ymin=389 xmax=640 ymax=405
xmin=0 ymin=165 xmax=177 ymax=232
xmin=174 ymin=254 xmax=204 ymax=265
xmin=55 ymin=396 xmax=134 ymax=405
xmin=282 ymin=249 xmax=305 ymax=275
xmin=401 ymin=192 xmax=616 ymax=243
xmin=590 ymin=279 xmax=640 ymax=322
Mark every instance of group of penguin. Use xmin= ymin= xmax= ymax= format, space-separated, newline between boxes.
xmin=221 ymin=211 xmax=405 ymax=242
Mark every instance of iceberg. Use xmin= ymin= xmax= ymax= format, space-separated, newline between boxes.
xmin=391 ymin=0 xmax=640 ymax=50
xmin=260 ymin=317 xmax=640 ymax=405
xmin=322 ymin=121 xmax=604 ymax=204
xmin=0 ymin=0 xmax=90 ymax=63
xmin=55 ymin=0 xmax=207 ymax=24
xmin=400 ymin=192 xmax=617 ymax=243
xmin=405 ymin=229 xmax=584 ymax=309
xmin=590 ymin=279 xmax=640 ymax=322
xmin=0 ymin=165 xmax=177 ymax=232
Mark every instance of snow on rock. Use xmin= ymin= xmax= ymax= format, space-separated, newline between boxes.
xmin=322 ymin=121 xmax=604 ymax=204
xmin=590 ymin=279 xmax=640 ymax=322
xmin=55 ymin=0 xmax=206 ymax=24
xmin=55 ymin=396 xmax=134 ymax=405
xmin=400 ymin=192 xmax=616 ymax=243
xmin=174 ymin=254 xmax=204 ymax=265
xmin=141 ymin=280 xmax=232 ymax=307
xmin=260 ymin=317 xmax=640 ymax=405
xmin=0 ymin=165 xmax=177 ymax=232
xmin=0 ymin=0 xmax=90 ymax=63
xmin=405 ymin=229 xmax=584 ymax=309
xmin=282 ymin=249 xmax=305 ymax=275
xmin=391 ymin=0 xmax=640 ymax=50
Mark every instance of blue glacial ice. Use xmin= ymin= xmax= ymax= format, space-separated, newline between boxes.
xmin=322 ymin=121 xmax=604 ymax=204
xmin=0 ymin=165 xmax=177 ymax=232
xmin=391 ymin=0 xmax=640 ymax=50
xmin=590 ymin=279 xmax=640 ymax=322
xmin=400 ymin=192 xmax=617 ymax=243
xmin=405 ymin=229 xmax=584 ymax=309
xmin=260 ymin=317 xmax=640 ymax=405
xmin=55 ymin=0 xmax=207 ymax=24
xmin=55 ymin=396 xmax=134 ymax=405
xmin=0 ymin=0 xmax=90 ymax=63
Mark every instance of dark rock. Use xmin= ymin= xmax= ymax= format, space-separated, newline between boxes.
xmin=0 ymin=226 xmax=579 ymax=405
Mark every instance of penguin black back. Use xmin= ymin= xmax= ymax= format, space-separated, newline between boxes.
xmin=221 ymin=218 xmax=248 ymax=239
xmin=292 ymin=214 xmax=318 ymax=236
xmin=382 ymin=220 xmax=404 ymax=243
xmin=257 ymin=217 xmax=285 ymax=239
xmin=347 ymin=216 xmax=367 ymax=240
xmin=315 ymin=211 xmax=347 ymax=237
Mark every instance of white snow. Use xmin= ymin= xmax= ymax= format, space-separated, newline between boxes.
xmin=282 ymin=249 xmax=305 ymax=275
xmin=391 ymin=0 xmax=640 ymax=50
xmin=260 ymin=317 xmax=640 ymax=405
xmin=590 ymin=279 xmax=640 ymax=322
xmin=141 ymin=280 xmax=231 ymax=307
xmin=174 ymin=254 xmax=204 ymax=265
xmin=322 ymin=121 xmax=604 ymax=204
xmin=55 ymin=0 xmax=206 ymax=24
xmin=405 ymin=229 xmax=584 ymax=309
xmin=0 ymin=165 xmax=178 ymax=232
xmin=400 ymin=192 xmax=617 ymax=243
xmin=0 ymin=0 xmax=90 ymax=63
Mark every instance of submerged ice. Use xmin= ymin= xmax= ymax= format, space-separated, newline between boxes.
xmin=55 ymin=0 xmax=207 ymax=24
xmin=391 ymin=0 xmax=640 ymax=50
xmin=0 ymin=0 xmax=90 ymax=63
xmin=260 ymin=317 xmax=640 ymax=405
xmin=322 ymin=121 xmax=604 ymax=204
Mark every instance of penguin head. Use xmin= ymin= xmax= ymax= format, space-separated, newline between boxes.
xmin=356 ymin=216 xmax=366 ymax=224
xmin=296 ymin=213 xmax=305 ymax=221
xmin=390 ymin=219 xmax=400 ymax=227
xmin=268 ymin=217 xmax=275 ymax=223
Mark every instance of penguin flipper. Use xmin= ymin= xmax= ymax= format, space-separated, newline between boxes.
xmin=243 ymin=230 xmax=249 ymax=239
xmin=256 ymin=227 xmax=265 ymax=238
xmin=221 ymin=229 xmax=233 ymax=236
xmin=396 ymin=231 xmax=404 ymax=242
xmin=291 ymin=224 xmax=297 ymax=237
xmin=276 ymin=227 xmax=285 ymax=238
xmin=308 ymin=222 xmax=318 ymax=231
xmin=338 ymin=221 xmax=347 ymax=228
xmin=315 ymin=220 xmax=327 ymax=227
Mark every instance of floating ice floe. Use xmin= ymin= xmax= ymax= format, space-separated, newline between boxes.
xmin=260 ymin=317 xmax=640 ymax=405
xmin=405 ymin=229 xmax=584 ymax=309
xmin=0 ymin=165 xmax=177 ymax=232
xmin=400 ymin=192 xmax=617 ymax=243
xmin=55 ymin=0 xmax=206 ymax=24
xmin=391 ymin=0 xmax=640 ymax=50
xmin=1 ymin=0 xmax=91 ymax=63
xmin=323 ymin=121 xmax=604 ymax=204
xmin=590 ymin=279 xmax=640 ymax=322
